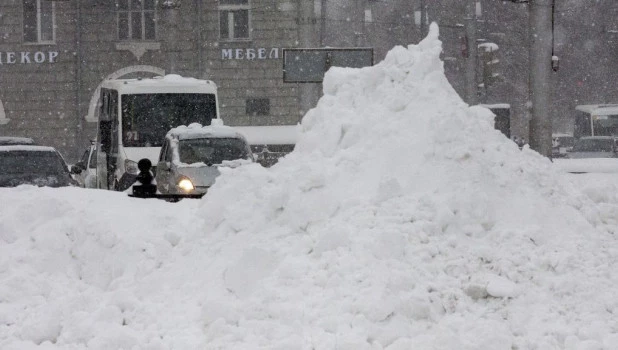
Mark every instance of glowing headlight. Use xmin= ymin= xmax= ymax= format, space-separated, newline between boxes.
xmin=177 ymin=178 xmax=195 ymax=192
xmin=125 ymin=159 xmax=139 ymax=175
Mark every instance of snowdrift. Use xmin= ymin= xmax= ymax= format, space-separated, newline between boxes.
xmin=1 ymin=23 xmax=618 ymax=349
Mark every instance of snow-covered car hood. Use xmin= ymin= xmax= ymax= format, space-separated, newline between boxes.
xmin=175 ymin=165 xmax=221 ymax=187
xmin=173 ymin=159 xmax=252 ymax=188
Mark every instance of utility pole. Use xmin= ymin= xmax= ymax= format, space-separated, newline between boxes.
xmin=528 ymin=0 xmax=553 ymax=157
xmin=465 ymin=0 xmax=478 ymax=106
xmin=298 ymin=0 xmax=318 ymax=121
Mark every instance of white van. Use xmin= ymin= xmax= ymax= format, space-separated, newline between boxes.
xmin=155 ymin=123 xmax=253 ymax=195
xmin=95 ymin=74 xmax=220 ymax=190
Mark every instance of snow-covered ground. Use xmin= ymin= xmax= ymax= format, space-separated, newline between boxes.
xmin=1 ymin=24 xmax=618 ymax=349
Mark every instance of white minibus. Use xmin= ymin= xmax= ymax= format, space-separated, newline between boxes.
xmin=96 ymin=74 xmax=220 ymax=190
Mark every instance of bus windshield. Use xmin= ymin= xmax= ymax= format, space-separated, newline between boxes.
xmin=591 ymin=114 xmax=618 ymax=137
xmin=121 ymin=93 xmax=217 ymax=147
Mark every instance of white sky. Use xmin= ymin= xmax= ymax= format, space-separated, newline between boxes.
xmin=1 ymin=24 xmax=618 ymax=349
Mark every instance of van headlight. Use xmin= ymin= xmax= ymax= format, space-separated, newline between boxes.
xmin=125 ymin=159 xmax=139 ymax=175
xmin=177 ymin=178 xmax=195 ymax=192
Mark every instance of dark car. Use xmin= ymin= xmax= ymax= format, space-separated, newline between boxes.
xmin=567 ymin=136 xmax=617 ymax=159
xmin=0 ymin=145 xmax=78 ymax=187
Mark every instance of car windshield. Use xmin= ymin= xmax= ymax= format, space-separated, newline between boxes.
xmin=0 ymin=151 xmax=67 ymax=174
xmin=178 ymin=138 xmax=249 ymax=164
xmin=121 ymin=93 xmax=217 ymax=147
xmin=572 ymin=138 xmax=614 ymax=152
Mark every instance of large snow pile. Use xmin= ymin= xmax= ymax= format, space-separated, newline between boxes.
xmin=1 ymin=24 xmax=618 ymax=349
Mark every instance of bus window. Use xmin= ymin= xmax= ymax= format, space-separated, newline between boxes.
xmin=99 ymin=89 xmax=110 ymax=121
xmin=592 ymin=114 xmax=618 ymax=136
xmin=110 ymin=90 xmax=118 ymax=121
xmin=574 ymin=111 xmax=591 ymax=139
xmin=109 ymin=90 xmax=119 ymax=157
xmin=98 ymin=90 xmax=112 ymax=153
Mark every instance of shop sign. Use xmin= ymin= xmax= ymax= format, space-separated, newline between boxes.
xmin=0 ymin=51 xmax=59 ymax=64
xmin=221 ymin=48 xmax=280 ymax=60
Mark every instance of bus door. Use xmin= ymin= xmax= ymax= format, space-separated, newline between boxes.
xmin=574 ymin=110 xmax=592 ymax=139
xmin=97 ymin=89 xmax=119 ymax=189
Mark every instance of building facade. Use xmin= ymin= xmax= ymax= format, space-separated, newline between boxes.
xmin=0 ymin=0 xmax=526 ymax=161
xmin=0 ymin=0 xmax=316 ymax=160
xmin=3 ymin=1 xmax=614 ymax=160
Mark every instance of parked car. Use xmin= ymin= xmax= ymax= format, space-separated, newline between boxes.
xmin=0 ymin=136 xmax=36 ymax=146
xmin=234 ymin=125 xmax=298 ymax=167
xmin=552 ymin=133 xmax=575 ymax=158
xmin=567 ymin=136 xmax=618 ymax=159
xmin=155 ymin=123 xmax=253 ymax=195
xmin=71 ymin=142 xmax=97 ymax=188
xmin=0 ymin=145 xmax=79 ymax=187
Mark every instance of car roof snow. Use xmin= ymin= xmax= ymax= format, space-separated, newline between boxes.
xmin=167 ymin=123 xmax=246 ymax=141
xmin=578 ymin=136 xmax=615 ymax=140
xmin=575 ymin=104 xmax=618 ymax=115
xmin=0 ymin=136 xmax=36 ymax=145
xmin=0 ymin=145 xmax=57 ymax=152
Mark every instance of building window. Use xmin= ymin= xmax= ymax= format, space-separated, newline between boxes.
xmin=219 ymin=0 xmax=250 ymax=40
xmin=246 ymin=98 xmax=270 ymax=116
xmin=117 ymin=0 xmax=156 ymax=41
xmin=23 ymin=0 xmax=55 ymax=43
